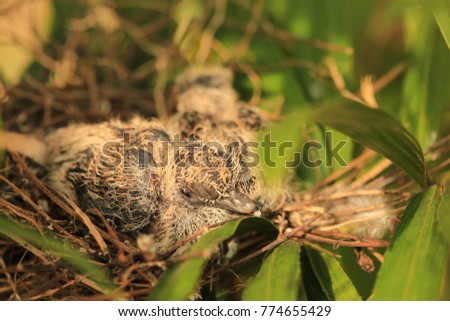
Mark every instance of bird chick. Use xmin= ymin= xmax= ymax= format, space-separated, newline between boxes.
xmin=44 ymin=117 xmax=169 ymax=232
xmin=2 ymin=66 xmax=275 ymax=255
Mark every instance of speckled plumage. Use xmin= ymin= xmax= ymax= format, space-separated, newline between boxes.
xmin=38 ymin=66 xmax=278 ymax=255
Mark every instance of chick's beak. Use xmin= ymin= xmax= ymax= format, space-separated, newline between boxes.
xmin=217 ymin=192 xmax=256 ymax=214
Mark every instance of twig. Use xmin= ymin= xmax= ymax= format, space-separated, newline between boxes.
xmin=10 ymin=152 xmax=97 ymax=252
xmin=371 ymin=62 xmax=407 ymax=93
xmin=302 ymin=240 xmax=341 ymax=258
xmin=304 ymin=233 xmax=389 ymax=248
xmin=310 ymin=150 xmax=376 ymax=192
xmin=27 ymin=276 xmax=83 ymax=300
xmin=196 ymin=0 xmax=227 ymax=64
xmin=0 ymin=198 xmax=43 ymax=233
xmin=0 ymin=257 xmax=20 ymax=300
xmin=120 ymin=262 xmax=164 ymax=289
xmin=58 ymin=194 xmax=109 ymax=254
xmin=261 ymin=21 xmax=353 ymax=55
xmin=234 ymin=0 xmax=264 ymax=58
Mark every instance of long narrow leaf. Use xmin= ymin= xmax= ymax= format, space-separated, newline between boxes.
xmin=402 ymin=7 xmax=450 ymax=149
xmin=432 ymin=0 xmax=450 ymax=50
xmin=372 ymin=185 xmax=448 ymax=300
xmin=310 ymin=103 xmax=429 ymax=188
xmin=437 ymin=185 xmax=450 ymax=245
xmin=0 ymin=215 xmax=116 ymax=292
xmin=242 ymin=240 xmax=301 ymax=300
xmin=305 ymin=247 xmax=361 ymax=301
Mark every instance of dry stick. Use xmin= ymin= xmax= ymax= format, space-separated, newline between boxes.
xmin=0 ymin=264 xmax=57 ymax=274
xmin=254 ymin=58 xmax=328 ymax=75
xmin=10 ymin=152 xmax=105 ymax=253
xmin=429 ymin=157 xmax=450 ymax=174
xmin=131 ymin=60 xmax=157 ymax=81
xmin=363 ymin=167 xmax=405 ymax=190
xmin=303 ymin=233 xmax=389 ymax=248
xmin=196 ymin=0 xmax=227 ymax=64
xmin=312 ymin=229 xmax=385 ymax=242
xmin=83 ymin=62 xmax=100 ymax=113
xmin=371 ymin=62 xmax=408 ymax=93
xmin=19 ymin=80 xmax=156 ymax=102
xmin=212 ymin=38 xmax=234 ymax=63
xmin=236 ymin=62 xmax=262 ymax=106
xmin=120 ymin=262 xmax=164 ymax=289
xmin=40 ymin=94 xmax=53 ymax=128
xmin=367 ymin=247 xmax=384 ymax=263
xmin=429 ymin=147 xmax=450 ymax=165
xmin=0 ymin=198 xmax=43 ymax=233
xmin=153 ymin=54 xmax=170 ymax=120
xmin=310 ymin=231 xmax=391 ymax=258
xmin=302 ymin=240 xmax=341 ymax=258
xmin=355 ymin=62 xmax=407 ymax=108
xmin=359 ymin=75 xmax=378 ymax=108
xmin=0 ymin=240 xmax=15 ymax=246
xmin=261 ymin=21 xmax=353 ymax=55
xmin=135 ymin=269 xmax=158 ymax=289
xmin=328 ymin=58 xmax=407 ymax=108
xmin=310 ymin=150 xmax=376 ymax=192
xmin=98 ymin=229 xmax=133 ymax=256
xmin=425 ymin=134 xmax=450 ymax=154
xmin=86 ymin=208 xmax=133 ymax=256
xmin=58 ymin=194 xmax=108 ymax=254
xmin=0 ymin=175 xmax=53 ymax=227
xmin=234 ymin=0 xmax=264 ymax=58
xmin=3 ymin=94 xmax=42 ymax=126
xmin=0 ymin=282 xmax=33 ymax=295
xmin=315 ymin=171 xmax=361 ymax=196
xmin=348 ymin=158 xmax=393 ymax=189
xmin=27 ymin=276 xmax=83 ymax=301
xmin=0 ymin=257 xmax=20 ymax=300
xmin=119 ymin=19 xmax=162 ymax=55
xmin=0 ymin=175 xmax=87 ymax=247
xmin=326 ymin=58 xmax=364 ymax=103
xmin=312 ymin=188 xmax=396 ymax=201
xmin=71 ymin=273 xmax=126 ymax=300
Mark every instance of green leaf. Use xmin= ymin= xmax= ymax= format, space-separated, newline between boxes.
xmin=334 ymin=247 xmax=380 ymax=300
xmin=372 ymin=185 xmax=448 ymax=300
xmin=0 ymin=215 xmax=116 ymax=292
xmin=242 ymin=240 xmax=301 ymax=300
xmin=305 ymin=247 xmax=361 ymax=301
xmin=310 ymin=103 xmax=429 ymax=188
xmin=432 ymin=0 xmax=450 ymax=50
xmin=437 ymin=186 xmax=450 ymax=245
xmin=436 ymin=186 xmax=450 ymax=299
xmin=402 ymin=7 xmax=450 ymax=149
xmin=301 ymin=248 xmax=329 ymax=300
xmin=257 ymin=112 xmax=304 ymax=185
xmin=148 ymin=217 xmax=277 ymax=300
